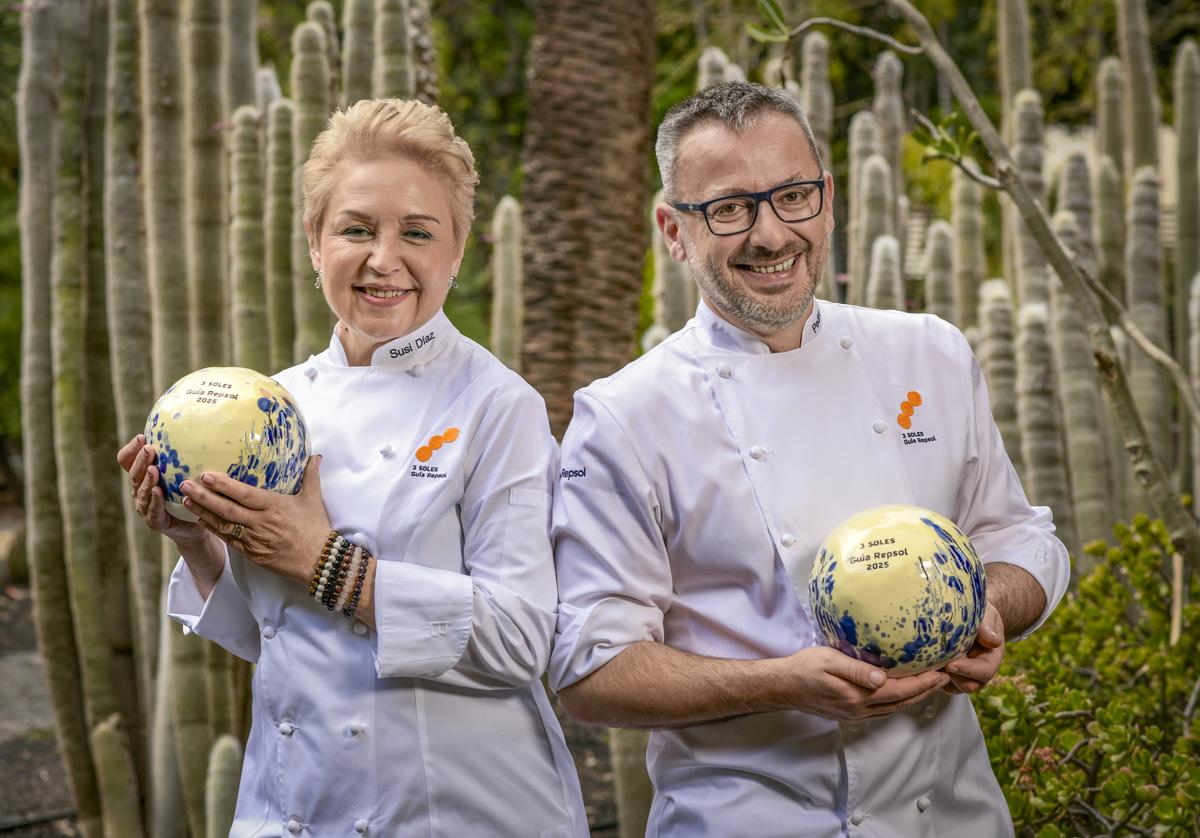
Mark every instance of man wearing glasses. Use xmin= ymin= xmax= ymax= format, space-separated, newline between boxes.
xmin=549 ymin=82 xmax=1068 ymax=836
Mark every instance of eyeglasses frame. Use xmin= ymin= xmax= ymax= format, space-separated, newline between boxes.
xmin=668 ymin=177 xmax=827 ymax=237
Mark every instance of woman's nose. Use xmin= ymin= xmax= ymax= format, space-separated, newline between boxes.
xmin=366 ymin=234 xmax=406 ymax=275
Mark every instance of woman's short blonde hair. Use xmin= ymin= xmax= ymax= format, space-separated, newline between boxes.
xmin=302 ymin=98 xmax=479 ymax=245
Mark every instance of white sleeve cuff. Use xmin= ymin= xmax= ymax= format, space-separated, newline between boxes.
xmin=371 ymin=560 xmax=475 ymax=679
xmin=974 ymin=505 xmax=1071 ymax=641
xmin=165 ymin=552 xmax=261 ymax=663
xmin=548 ymin=598 xmax=665 ymax=692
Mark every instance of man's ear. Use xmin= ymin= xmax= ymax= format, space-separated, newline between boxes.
xmin=823 ymin=171 xmax=836 ymax=236
xmin=656 ymin=203 xmax=689 ymax=263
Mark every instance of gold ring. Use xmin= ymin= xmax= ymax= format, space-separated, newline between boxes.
xmin=231 ymin=522 xmax=244 ymax=541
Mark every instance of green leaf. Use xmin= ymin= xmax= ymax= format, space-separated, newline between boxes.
xmin=757 ymin=0 xmax=788 ymax=34
xmin=745 ymin=23 xmax=788 ymax=44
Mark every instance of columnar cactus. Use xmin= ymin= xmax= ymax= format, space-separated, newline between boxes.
xmin=1096 ymin=57 xmax=1124 ymax=177
xmin=979 ymin=279 xmax=1024 ymax=476
xmin=307 ymin=1 xmax=340 ymax=111
xmin=1125 ymin=167 xmax=1171 ymax=507
xmin=205 ymin=735 xmax=243 ymax=838
xmin=1050 ymin=211 xmax=1111 ymax=557
xmin=866 ymin=234 xmax=904 ymax=311
xmin=186 ymin=0 xmax=229 ymax=368
xmin=230 ymin=105 xmax=271 ymax=372
xmin=266 ymin=98 xmax=296 ymax=372
xmin=611 ymin=728 xmax=653 ymax=838
xmin=20 ymin=3 xmax=101 ymax=834
xmin=256 ymin=66 xmax=281 ymax=113
xmin=373 ymin=0 xmax=412 ymax=99
xmin=798 ymin=32 xmax=832 ymax=170
xmin=342 ymin=0 xmax=374 ymax=107
xmin=152 ymin=611 xmax=188 ymax=838
xmin=91 ymin=714 xmax=145 ymax=838
xmin=924 ymin=220 xmax=955 ymax=323
xmin=1013 ymin=90 xmax=1049 ymax=307
xmin=998 ymin=0 xmax=1031 ymax=141
xmin=1103 ymin=325 xmax=1133 ymax=523
xmin=951 ymin=165 xmax=986 ymax=331
xmin=1191 ymin=275 xmax=1200 ymax=492
xmin=853 ymin=153 xmax=894 ymax=307
xmin=490 ymin=195 xmax=524 ymax=371
xmin=224 ymin=0 xmax=258 ymax=114
xmin=292 ymin=22 xmax=334 ymax=360
xmin=1117 ymin=0 xmax=1160 ymax=170
xmin=872 ymin=50 xmax=906 ymax=237
xmin=409 ymin=0 xmax=438 ymax=104
xmin=847 ymin=113 xmax=881 ymax=305
xmin=1175 ymin=40 xmax=1199 ymax=492
xmin=652 ymin=190 xmax=697 ymax=332
xmin=1095 ymin=154 xmax=1125 ymax=299
xmin=697 ymin=46 xmax=730 ymax=90
xmin=1057 ymin=152 xmax=1097 ymax=274
xmin=1016 ymin=302 xmax=1078 ymax=555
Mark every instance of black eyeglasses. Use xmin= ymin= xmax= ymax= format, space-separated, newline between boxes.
xmin=669 ymin=178 xmax=826 ymax=236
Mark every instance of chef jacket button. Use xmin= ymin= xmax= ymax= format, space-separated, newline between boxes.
xmin=917 ymin=796 xmax=931 ymax=812
xmin=924 ymin=703 xmax=937 ymax=719
xmin=379 ymin=444 xmax=394 ymax=459
xmin=749 ymin=445 xmax=766 ymax=460
xmin=850 ymin=809 xmax=866 ymax=826
xmin=286 ymin=817 xmax=302 ymax=834
xmin=304 ymin=367 xmax=317 ymax=380
xmin=780 ymin=533 xmax=796 ymax=548
xmin=354 ymin=819 xmax=369 ymax=834
xmin=872 ymin=420 xmax=886 ymax=434
xmin=839 ymin=336 xmax=853 ymax=349
xmin=353 ymin=622 xmax=368 ymax=636
xmin=716 ymin=362 xmax=732 ymax=379
xmin=278 ymin=721 xmax=295 ymax=736
xmin=349 ymin=721 xmax=366 ymax=736
xmin=262 ymin=625 xmax=276 ymax=640
xmin=407 ymin=363 xmax=424 ymax=377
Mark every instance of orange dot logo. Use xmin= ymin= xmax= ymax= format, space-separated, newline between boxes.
xmin=414 ymin=427 xmax=461 ymax=462
xmin=898 ymin=413 xmax=912 ymax=430
xmin=416 ymin=446 xmax=432 ymax=462
xmin=897 ymin=390 xmax=922 ymax=429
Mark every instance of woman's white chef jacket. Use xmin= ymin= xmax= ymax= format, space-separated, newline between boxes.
xmin=167 ymin=310 xmax=588 ymax=838
xmin=550 ymin=300 xmax=1070 ymax=838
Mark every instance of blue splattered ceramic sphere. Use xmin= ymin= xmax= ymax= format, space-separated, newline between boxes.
xmin=808 ymin=505 xmax=987 ymax=676
xmin=144 ymin=368 xmax=310 ymax=521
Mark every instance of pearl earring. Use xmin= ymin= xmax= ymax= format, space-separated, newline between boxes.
xmin=314 ymin=270 xmax=323 ymax=290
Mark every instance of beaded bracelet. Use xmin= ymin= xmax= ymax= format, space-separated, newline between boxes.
xmin=343 ymin=546 xmax=371 ymax=620
xmin=307 ymin=532 xmax=341 ymax=597
xmin=311 ymin=534 xmax=352 ymax=607
xmin=334 ymin=546 xmax=361 ymax=613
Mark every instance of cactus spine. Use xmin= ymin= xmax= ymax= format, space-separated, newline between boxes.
xmin=1116 ymin=0 xmax=1160 ymax=171
xmin=979 ymin=279 xmax=1024 ymax=476
xmin=611 ymin=728 xmax=653 ymax=838
xmin=853 ymin=153 xmax=894 ymax=307
xmin=224 ymin=0 xmax=258 ymax=114
xmin=92 ymin=714 xmax=145 ymax=838
xmin=342 ymin=0 xmax=375 ymax=107
xmin=867 ymin=235 xmax=904 ymax=310
xmin=652 ymin=190 xmax=698 ymax=332
xmin=1175 ymin=40 xmax=1199 ymax=492
xmin=292 ymin=22 xmax=334 ymax=360
xmin=20 ymin=3 xmax=102 ymax=834
xmin=1125 ymin=167 xmax=1170 ymax=507
xmin=490 ymin=195 xmax=524 ymax=371
xmin=847 ymin=113 xmax=881 ymax=305
xmin=409 ymin=0 xmax=438 ymax=103
xmin=1096 ymin=57 xmax=1124 ymax=178
xmin=374 ymin=0 xmax=412 ymax=98
xmin=1016 ymin=302 xmax=1078 ymax=554
xmin=1095 ymin=155 xmax=1125 ymax=299
xmin=1050 ymin=212 xmax=1111 ymax=559
xmin=924 ymin=220 xmax=955 ymax=323
xmin=186 ymin=0 xmax=229 ymax=368
xmin=230 ymin=105 xmax=271 ymax=372
xmin=205 ymin=734 xmax=243 ymax=838
xmin=307 ymin=1 xmax=341 ymax=111
xmin=266 ymin=98 xmax=296 ymax=372
xmin=951 ymin=165 xmax=986 ymax=330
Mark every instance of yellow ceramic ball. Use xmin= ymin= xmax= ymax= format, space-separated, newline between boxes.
xmin=144 ymin=368 xmax=310 ymax=521
xmin=808 ymin=505 xmax=987 ymax=676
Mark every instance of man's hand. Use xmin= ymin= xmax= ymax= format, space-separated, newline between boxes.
xmin=941 ymin=602 xmax=1005 ymax=694
xmin=783 ymin=646 xmax=949 ymax=721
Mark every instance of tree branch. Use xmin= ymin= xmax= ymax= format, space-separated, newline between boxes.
xmin=787 ymin=17 xmax=924 ymax=55
xmin=910 ymin=109 xmax=1003 ymax=189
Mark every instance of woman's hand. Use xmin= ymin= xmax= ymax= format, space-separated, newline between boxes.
xmin=117 ymin=434 xmax=211 ymax=546
xmin=179 ymin=456 xmax=332 ymax=587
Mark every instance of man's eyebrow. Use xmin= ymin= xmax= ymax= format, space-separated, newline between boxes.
xmin=702 ymin=172 xmax=808 ymax=201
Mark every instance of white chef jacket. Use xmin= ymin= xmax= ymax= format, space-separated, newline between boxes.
xmin=167 ymin=310 xmax=588 ymax=838
xmin=550 ymin=300 xmax=1070 ymax=838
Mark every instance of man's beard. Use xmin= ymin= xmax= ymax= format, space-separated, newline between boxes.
xmin=690 ymin=234 xmax=828 ymax=334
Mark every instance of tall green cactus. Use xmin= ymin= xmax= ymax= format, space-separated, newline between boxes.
xmin=1190 ymin=274 xmax=1200 ymax=491
xmin=1057 ymin=152 xmax=1097 ymax=273
xmin=997 ymin=0 xmax=1031 ymax=286
xmin=1116 ymin=0 xmax=1160 ymax=171
xmin=373 ymin=0 xmax=412 ymax=99
xmin=866 ymin=234 xmax=903 ymax=310
xmin=231 ymin=105 xmax=271 ymax=372
xmin=1016 ymin=301 xmax=1078 ymax=555
xmin=797 ymin=32 xmax=832 ymax=169
xmin=19 ymin=3 xmax=102 ymax=834
xmin=186 ymin=0 xmax=229 ymax=369
xmin=847 ymin=112 xmax=880 ymax=305
xmin=91 ymin=714 xmax=145 ymax=838
xmin=292 ymin=22 xmax=334 ymax=361
xmin=1175 ymin=39 xmax=1199 ymax=493
xmin=1095 ymin=154 xmax=1125 ymax=299
xmin=256 ymin=65 xmax=281 ymax=112
xmin=307 ymin=1 xmax=341 ymax=111
xmin=1103 ymin=325 xmax=1133 ymax=527
xmin=611 ymin=728 xmax=653 ymax=838
xmin=652 ymin=190 xmax=697 ymax=332
xmin=853 ymin=152 xmax=894 ymax=307
xmin=490 ymin=195 xmax=524 ymax=371
xmin=979 ymin=279 xmax=1024 ymax=477
xmin=205 ymin=735 xmax=243 ymax=838
xmin=342 ymin=0 xmax=375 ymax=107
xmin=1013 ymin=89 xmax=1049 ymax=307
xmin=951 ymin=164 xmax=986 ymax=331
xmin=924 ymin=220 xmax=955 ymax=323
xmin=872 ymin=50 xmax=905 ymax=237
xmin=266 ymin=98 xmax=296 ymax=372
xmin=1050 ymin=211 xmax=1111 ymax=559
xmin=1125 ymin=167 xmax=1171 ymax=507
xmin=1096 ymin=57 xmax=1124 ymax=177
xmin=697 ymin=46 xmax=730 ymax=90
xmin=409 ymin=0 xmax=438 ymax=104
xmin=152 ymin=606 xmax=188 ymax=838
xmin=224 ymin=0 xmax=258 ymax=114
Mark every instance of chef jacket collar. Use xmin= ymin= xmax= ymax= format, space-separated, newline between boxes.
xmin=324 ymin=309 xmax=456 ymax=370
xmin=695 ymin=297 xmax=824 ymax=355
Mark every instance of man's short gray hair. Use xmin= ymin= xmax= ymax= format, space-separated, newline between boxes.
xmin=655 ymin=81 xmax=823 ymax=201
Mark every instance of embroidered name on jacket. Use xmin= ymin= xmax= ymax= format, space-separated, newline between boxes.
xmin=388 ymin=330 xmax=436 ymax=359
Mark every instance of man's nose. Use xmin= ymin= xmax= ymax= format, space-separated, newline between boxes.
xmin=745 ymin=199 xmax=794 ymax=249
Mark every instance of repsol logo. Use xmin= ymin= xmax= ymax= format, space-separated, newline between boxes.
xmin=560 ymin=467 xmax=587 ymax=480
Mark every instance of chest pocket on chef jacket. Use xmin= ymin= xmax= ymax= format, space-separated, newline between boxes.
xmin=499 ymin=488 xmax=551 ymax=575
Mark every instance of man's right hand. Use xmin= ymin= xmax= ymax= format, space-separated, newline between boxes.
xmin=779 ymin=646 xmax=949 ymax=722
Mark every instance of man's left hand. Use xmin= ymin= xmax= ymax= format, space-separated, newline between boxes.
xmin=941 ymin=602 xmax=1005 ymax=694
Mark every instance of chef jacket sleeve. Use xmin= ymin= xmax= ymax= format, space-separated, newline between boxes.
xmin=548 ymin=391 xmax=673 ymax=693
xmin=166 ymin=551 xmax=261 ymax=663
xmin=952 ymin=330 xmax=1071 ymax=640
xmin=371 ymin=386 xmax=560 ymax=688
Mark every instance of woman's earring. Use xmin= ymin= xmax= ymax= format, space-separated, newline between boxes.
xmin=448 ymin=274 xmax=459 ymax=290
xmin=314 ymin=270 xmax=323 ymax=290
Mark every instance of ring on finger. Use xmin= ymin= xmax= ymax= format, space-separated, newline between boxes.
xmin=230 ymin=522 xmax=244 ymax=541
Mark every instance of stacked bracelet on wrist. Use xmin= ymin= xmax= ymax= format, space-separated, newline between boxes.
xmin=309 ymin=531 xmax=372 ymax=621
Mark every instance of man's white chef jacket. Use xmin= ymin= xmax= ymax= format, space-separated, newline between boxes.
xmin=168 ymin=311 xmax=588 ymax=838
xmin=550 ymin=300 xmax=1070 ymax=838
